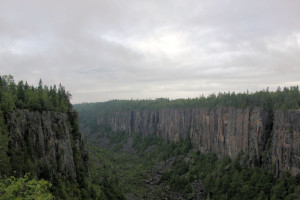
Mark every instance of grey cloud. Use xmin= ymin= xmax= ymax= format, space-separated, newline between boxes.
xmin=1 ymin=0 xmax=300 ymax=103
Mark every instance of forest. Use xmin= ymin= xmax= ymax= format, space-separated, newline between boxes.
xmin=77 ymin=85 xmax=300 ymax=113
xmin=86 ymin=129 xmax=300 ymax=199
xmin=0 ymin=75 xmax=121 ymax=199
xmin=0 ymin=74 xmax=72 ymax=114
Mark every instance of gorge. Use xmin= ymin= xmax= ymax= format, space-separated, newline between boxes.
xmin=2 ymin=75 xmax=300 ymax=199
xmin=80 ymin=106 xmax=300 ymax=176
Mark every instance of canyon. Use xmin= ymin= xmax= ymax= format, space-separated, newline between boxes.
xmin=95 ymin=107 xmax=300 ymax=175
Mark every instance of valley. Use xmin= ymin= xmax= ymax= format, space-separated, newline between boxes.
xmin=76 ymin=87 xmax=300 ymax=199
xmin=1 ymin=75 xmax=300 ymax=199
xmin=83 ymin=129 xmax=300 ymax=199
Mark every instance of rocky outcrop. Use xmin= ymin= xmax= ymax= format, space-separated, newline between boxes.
xmin=6 ymin=109 xmax=89 ymax=181
xmin=98 ymin=108 xmax=269 ymax=162
xmin=96 ymin=107 xmax=300 ymax=175
xmin=272 ymin=110 xmax=300 ymax=176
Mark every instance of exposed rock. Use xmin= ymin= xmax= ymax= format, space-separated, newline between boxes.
xmin=121 ymin=137 xmax=136 ymax=154
xmin=272 ymin=110 xmax=300 ymax=176
xmin=192 ymin=180 xmax=204 ymax=200
xmin=96 ymin=107 xmax=300 ymax=175
xmin=6 ymin=109 xmax=89 ymax=181
xmin=98 ymin=107 xmax=269 ymax=164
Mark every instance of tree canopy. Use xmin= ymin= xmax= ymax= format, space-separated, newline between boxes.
xmin=76 ymin=85 xmax=300 ymax=114
xmin=0 ymin=173 xmax=54 ymax=200
xmin=0 ymin=75 xmax=72 ymax=113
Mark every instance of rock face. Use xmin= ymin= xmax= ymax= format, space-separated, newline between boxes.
xmin=271 ymin=110 xmax=300 ymax=176
xmin=96 ymin=107 xmax=300 ymax=175
xmin=6 ymin=109 xmax=89 ymax=181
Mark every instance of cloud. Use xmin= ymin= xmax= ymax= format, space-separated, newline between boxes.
xmin=0 ymin=0 xmax=300 ymax=103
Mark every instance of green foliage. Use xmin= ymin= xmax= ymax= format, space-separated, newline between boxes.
xmin=0 ymin=109 xmax=11 ymax=177
xmin=187 ymin=152 xmax=300 ymax=200
xmin=76 ymin=85 xmax=300 ymax=113
xmin=0 ymin=132 xmax=10 ymax=176
xmin=132 ymin=135 xmax=192 ymax=163
xmin=88 ymin=145 xmax=129 ymax=199
xmin=0 ymin=173 xmax=54 ymax=200
xmin=0 ymin=74 xmax=72 ymax=113
xmin=88 ymin=130 xmax=300 ymax=199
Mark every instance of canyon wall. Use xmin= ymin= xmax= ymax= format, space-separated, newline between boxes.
xmin=271 ymin=110 xmax=300 ymax=176
xmin=96 ymin=107 xmax=300 ymax=175
xmin=6 ymin=109 xmax=89 ymax=181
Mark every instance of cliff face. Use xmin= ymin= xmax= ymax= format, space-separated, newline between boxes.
xmin=96 ymin=107 xmax=300 ymax=175
xmin=6 ymin=109 xmax=89 ymax=181
xmin=272 ymin=110 xmax=300 ymax=176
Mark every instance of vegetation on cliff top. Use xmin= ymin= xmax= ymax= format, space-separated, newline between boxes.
xmin=76 ymin=85 xmax=300 ymax=114
xmin=0 ymin=74 xmax=72 ymax=114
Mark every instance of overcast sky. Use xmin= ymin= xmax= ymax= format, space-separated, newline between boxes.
xmin=1 ymin=0 xmax=300 ymax=103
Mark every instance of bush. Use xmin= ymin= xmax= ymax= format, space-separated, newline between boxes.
xmin=0 ymin=173 xmax=54 ymax=200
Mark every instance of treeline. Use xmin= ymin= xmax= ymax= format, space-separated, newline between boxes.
xmin=0 ymin=74 xmax=72 ymax=114
xmin=75 ymin=85 xmax=300 ymax=115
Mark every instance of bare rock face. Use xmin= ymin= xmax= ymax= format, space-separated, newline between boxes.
xmin=98 ymin=107 xmax=269 ymax=163
xmin=6 ymin=109 xmax=89 ymax=181
xmin=97 ymin=107 xmax=300 ymax=175
xmin=189 ymin=107 xmax=270 ymax=165
xmin=271 ymin=110 xmax=300 ymax=176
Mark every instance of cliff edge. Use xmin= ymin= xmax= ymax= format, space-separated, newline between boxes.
xmin=5 ymin=109 xmax=89 ymax=182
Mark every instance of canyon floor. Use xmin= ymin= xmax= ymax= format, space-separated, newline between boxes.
xmin=87 ymin=132 xmax=204 ymax=200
